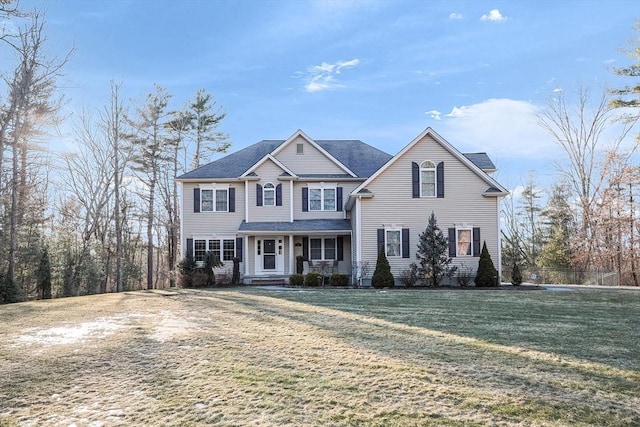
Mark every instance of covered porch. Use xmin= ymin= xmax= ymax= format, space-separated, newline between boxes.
xmin=238 ymin=219 xmax=352 ymax=283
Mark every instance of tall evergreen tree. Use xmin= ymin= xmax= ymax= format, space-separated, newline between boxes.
xmin=371 ymin=246 xmax=394 ymax=288
xmin=416 ymin=212 xmax=454 ymax=286
xmin=475 ymin=242 xmax=498 ymax=287
xmin=37 ymin=247 xmax=51 ymax=299
xmin=128 ymin=85 xmax=172 ymax=290
xmin=188 ymin=89 xmax=230 ymax=169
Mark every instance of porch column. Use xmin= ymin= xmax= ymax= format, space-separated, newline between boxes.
xmin=289 ymin=234 xmax=294 ymax=274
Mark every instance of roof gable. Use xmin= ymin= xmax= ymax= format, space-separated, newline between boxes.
xmin=352 ymin=127 xmax=508 ymax=195
xmin=270 ymin=130 xmax=358 ymax=177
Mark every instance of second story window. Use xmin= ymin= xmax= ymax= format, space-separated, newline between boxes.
xmin=309 ymin=187 xmax=336 ymax=211
xmin=420 ymin=161 xmax=436 ymax=197
xmin=263 ymin=183 xmax=275 ymax=206
xmin=200 ymin=188 xmax=228 ymax=212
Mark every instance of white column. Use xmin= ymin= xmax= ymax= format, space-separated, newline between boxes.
xmin=289 ymin=234 xmax=294 ymax=274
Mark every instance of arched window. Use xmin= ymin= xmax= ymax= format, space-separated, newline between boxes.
xmin=263 ymin=183 xmax=275 ymax=206
xmin=420 ymin=161 xmax=436 ymax=197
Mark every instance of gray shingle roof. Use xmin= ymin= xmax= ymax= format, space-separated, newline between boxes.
xmin=238 ymin=219 xmax=352 ymax=233
xmin=177 ymin=140 xmax=284 ymax=179
xmin=177 ymin=139 xmax=392 ymax=180
xmin=463 ymin=153 xmax=496 ymax=171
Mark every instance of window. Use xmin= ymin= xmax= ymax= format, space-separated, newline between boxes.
xmin=296 ymin=143 xmax=304 ymax=154
xmin=192 ymin=238 xmax=235 ymax=263
xmin=420 ymin=161 xmax=436 ymax=197
xmin=263 ymin=183 xmax=275 ymax=206
xmin=309 ymin=238 xmax=337 ymax=260
xmin=216 ymin=189 xmax=228 ymax=211
xmin=194 ymin=240 xmax=207 ymax=262
xmin=386 ymin=230 xmax=401 ymax=257
xmin=201 ymin=190 xmax=214 ymax=212
xmin=457 ymin=229 xmax=472 ymax=256
xmin=223 ymin=239 xmax=235 ymax=261
xmin=308 ymin=187 xmax=337 ymax=211
xmin=200 ymin=188 xmax=228 ymax=212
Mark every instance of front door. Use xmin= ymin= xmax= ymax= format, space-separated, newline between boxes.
xmin=256 ymin=237 xmax=284 ymax=274
xmin=263 ymin=239 xmax=276 ymax=270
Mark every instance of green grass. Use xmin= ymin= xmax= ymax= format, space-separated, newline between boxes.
xmin=0 ymin=287 xmax=638 ymax=426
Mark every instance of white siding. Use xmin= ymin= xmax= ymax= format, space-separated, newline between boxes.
xmin=359 ymin=134 xmax=502 ymax=281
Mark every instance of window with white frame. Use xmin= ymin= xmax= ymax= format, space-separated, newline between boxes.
xmin=309 ymin=238 xmax=337 ymax=260
xmin=420 ymin=161 xmax=436 ymax=197
xmin=308 ymin=186 xmax=337 ymax=211
xmin=193 ymin=238 xmax=235 ymax=263
xmin=201 ymin=188 xmax=229 ymax=212
xmin=263 ymin=183 xmax=275 ymax=206
xmin=457 ymin=228 xmax=472 ymax=256
xmin=385 ymin=229 xmax=401 ymax=257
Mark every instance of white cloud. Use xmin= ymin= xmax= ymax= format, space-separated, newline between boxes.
xmin=302 ymin=59 xmax=361 ymax=92
xmin=449 ymin=12 xmax=463 ymax=20
xmin=480 ymin=9 xmax=508 ymax=22
xmin=425 ymin=110 xmax=442 ymax=120
xmin=437 ymin=98 xmax=554 ymax=158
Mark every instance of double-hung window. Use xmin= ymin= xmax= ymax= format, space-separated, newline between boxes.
xmin=201 ymin=188 xmax=229 ymax=212
xmin=309 ymin=186 xmax=336 ymax=211
xmin=309 ymin=238 xmax=337 ymax=260
xmin=263 ymin=183 xmax=275 ymax=206
xmin=193 ymin=238 xmax=235 ymax=263
xmin=457 ymin=228 xmax=472 ymax=256
xmin=385 ymin=229 xmax=401 ymax=257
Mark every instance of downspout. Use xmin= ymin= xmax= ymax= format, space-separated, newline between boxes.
xmin=497 ymin=197 xmax=503 ymax=284
xmin=356 ymin=195 xmax=362 ymax=286
xmin=178 ymin=181 xmax=184 ymax=259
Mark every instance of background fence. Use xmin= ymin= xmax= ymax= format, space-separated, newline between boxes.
xmin=516 ymin=268 xmax=620 ymax=286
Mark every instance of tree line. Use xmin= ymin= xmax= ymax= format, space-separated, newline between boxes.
xmin=0 ymin=3 xmax=230 ymax=302
xmin=502 ymin=21 xmax=640 ymax=285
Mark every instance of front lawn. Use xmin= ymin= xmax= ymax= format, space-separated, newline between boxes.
xmin=1 ymin=287 xmax=638 ymax=426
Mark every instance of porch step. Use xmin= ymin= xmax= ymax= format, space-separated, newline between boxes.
xmin=250 ymin=279 xmax=287 ymax=286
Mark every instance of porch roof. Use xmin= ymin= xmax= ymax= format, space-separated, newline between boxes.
xmin=238 ymin=219 xmax=352 ymax=235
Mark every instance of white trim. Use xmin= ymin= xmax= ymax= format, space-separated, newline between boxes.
xmin=455 ymin=227 xmax=473 ymax=257
xmin=263 ymin=182 xmax=276 ymax=206
xmin=240 ymin=154 xmax=298 ymax=178
xmin=419 ymin=160 xmax=437 ymax=198
xmin=178 ymin=181 xmax=184 ymax=259
xmin=307 ymin=183 xmax=338 ymax=212
xmin=384 ymin=228 xmax=402 ymax=258
xmin=244 ymin=180 xmax=249 ymax=223
xmin=289 ymin=235 xmax=294 ymax=274
xmin=270 ymin=129 xmax=358 ymax=177
xmin=355 ymin=196 xmax=362 ymax=281
xmin=308 ymin=236 xmax=338 ymax=261
xmin=351 ymin=127 xmax=509 ymax=196
xmin=289 ymin=180 xmax=294 ymax=222
xmin=255 ymin=236 xmax=285 ymax=274
xmin=497 ymin=199 xmax=503 ymax=283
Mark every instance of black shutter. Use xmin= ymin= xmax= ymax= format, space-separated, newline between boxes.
xmin=302 ymin=188 xmax=308 ymax=212
xmin=377 ymin=228 xmax=385 ymax=253
xmin=193 ymin=188 xmax=200 ymax=213
xmin=448 ymin=228 xmax=456 ymax=257
xmin=276 ymin=184 xmax=282 ymax=206
xmin=302 ymin=237 xmax=309 ymax=260
xmin=402 ymin=228 xmax=410 ymax=258
xmin=186 ymin=238 xmax=193 ymax=258
xmin=235 ymin=237 xmax=243 ymax=261
xmin=256 ymin=184 xmax=263 ymax=206
xmin=229 ymin=188 xmax=235 ymax=212
xmin=473 ymin=228 xmax=481 ymax=257
xmin=336 ymin=187 xmax=343 ymax=211
xmin=437 ymin=162 xmax=444 ymax=198
xmin=337 ymin=236 xmax=344 ymax=261
xmin=412 ymin=162 xmax=420 ymax=198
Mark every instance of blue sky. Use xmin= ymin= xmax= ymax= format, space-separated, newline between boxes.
xmin=18 ymin=0 xmax=639 ymax=190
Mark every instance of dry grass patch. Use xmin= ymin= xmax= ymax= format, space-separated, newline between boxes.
xmin=0 ymin=287 xmax=638 ymax=426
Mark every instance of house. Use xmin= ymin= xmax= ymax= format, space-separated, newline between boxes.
xmin=176 ymin=127 xmax=509 ymax=285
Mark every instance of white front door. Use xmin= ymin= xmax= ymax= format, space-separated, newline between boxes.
xmin=256 ymin=237 xmax=284 ymax=274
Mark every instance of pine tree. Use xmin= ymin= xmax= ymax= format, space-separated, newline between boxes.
xmin=609 ymin=20 xmax=639 ymax=142
xmin=475 ymin=242 xmax=498 ymax=287
xmin=371 ymin=246 xmax=394 ymax=288
xmin=37 ymin=248 xmax=52 ymax=299
xmin=416 ymin=212 xmax=454 ymax=286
